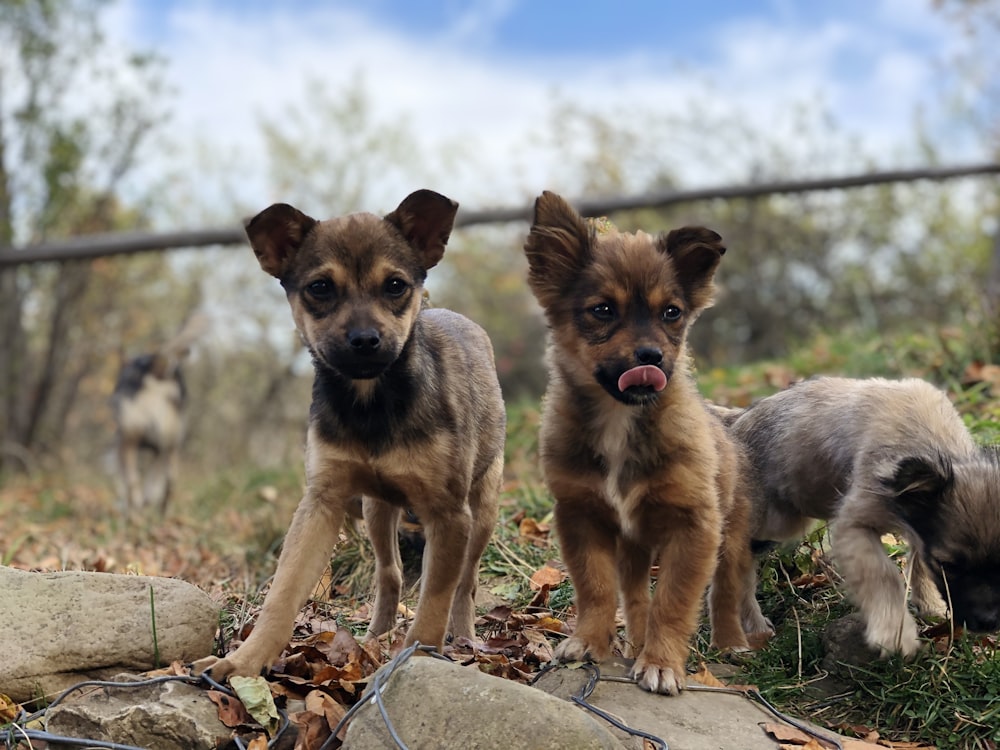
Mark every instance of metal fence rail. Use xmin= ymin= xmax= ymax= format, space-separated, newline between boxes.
xmin=2 ymin=162 xmax=999 ymax=267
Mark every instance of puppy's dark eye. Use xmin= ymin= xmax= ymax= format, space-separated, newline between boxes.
xmin=306 ymin=279 xmax=334 ymax=300
xmin=590 ymin=303 xmax=615 ymax=321
xmin=662 ymin=305 xmax=682 ymax=322
xmin=384 ymin=278 xmax=408 ymax=298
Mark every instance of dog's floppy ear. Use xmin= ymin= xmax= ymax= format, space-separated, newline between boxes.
xmin=876 ymin=453 xmax=953 ymax=533
xmin=524 ymin=191 xmax=593 ymax=303
xmin=659 ymin=227 xmax=726 ymax=311
xmin=245 ymin=203 xmax=318 ymax=279
xmin=384 ymin=189 xmax=458 ymax=271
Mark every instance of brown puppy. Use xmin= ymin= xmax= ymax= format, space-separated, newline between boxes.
xmin=523 ymin=191 xmax=756 ymax=695
xmin=193 ymin=190 xmax=505 ymax=679
xmin=722 ymin=376 xmax=1000 ymax=656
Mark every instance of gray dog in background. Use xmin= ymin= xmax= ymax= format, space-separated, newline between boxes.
xmin=112 ymin=315 xmax=208 ymax=518
xmin=721 ymin=376 xmax=1000 ymax=657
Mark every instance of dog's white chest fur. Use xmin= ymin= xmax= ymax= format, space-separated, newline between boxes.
xmin=594 ymin=407 xmax=644 ymax=538
xmin=118 ymin=376 xmax=184 ymax=448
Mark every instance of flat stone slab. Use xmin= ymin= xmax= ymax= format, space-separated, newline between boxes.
xmin=344 ymin=654 xmax=630 ymax=749
xmin=534 ymin=657 xmax=782 ymax=750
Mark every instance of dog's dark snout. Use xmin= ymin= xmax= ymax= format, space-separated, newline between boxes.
xmin=635 ymin=346 xmax=663 ymax=366
xmin=349 ymin=328 xmax=381 ymax=353
xmin=964 ymin=606 xmax=1000 ymax=632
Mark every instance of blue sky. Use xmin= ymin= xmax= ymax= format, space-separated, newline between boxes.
xmin=104 ymin=0 xmax=979 ymax=217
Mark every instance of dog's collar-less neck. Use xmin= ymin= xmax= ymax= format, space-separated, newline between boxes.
xmin=310 ymin=328 xmax=433 ymax=454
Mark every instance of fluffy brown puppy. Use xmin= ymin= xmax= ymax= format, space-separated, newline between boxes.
xmin=523 ymin=191 xmax=756 ymax=695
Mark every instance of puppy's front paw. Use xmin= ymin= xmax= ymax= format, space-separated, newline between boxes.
xmin=189 ymin=651 xmax=269 ymax=680
xmin=631 ymin=654 xmax=684 ymax=696
xmin=866 ymin=615 xmax=922 ymax=659
xmin=189 ymin=655 xmax=220 ymax=676
xmin=741 ymin=609 xmax=776 ymax=639
xmin=553 ymin=635 xmax=608 ymax=664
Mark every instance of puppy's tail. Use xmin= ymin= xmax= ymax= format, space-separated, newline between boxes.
xmin=706 ymin=401 xmax=745 ymax=426
xmin=152 ymin=313 xmax=210 ymax=379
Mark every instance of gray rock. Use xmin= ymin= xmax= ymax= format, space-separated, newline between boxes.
xmin=45 ymin=674 xmax=230 ymax=750
xmin=0 ymin=566 xmax=219 ymax=703
xmin=821 ymin=613 xmax=881 ymax=676
xmin=343 ymin=655 xmax=630 ymax=750
xmin=533 ymin=656 xmax=783 ymax=750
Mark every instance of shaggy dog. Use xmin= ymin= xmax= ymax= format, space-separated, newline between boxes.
xmin=523 ymin=191 xmax=757 ymax=695
xmin=723 ymin=376 xmax=1000 ymax=656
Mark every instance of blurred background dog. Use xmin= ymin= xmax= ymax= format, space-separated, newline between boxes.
xmin=111 ymin=314 xmax=208 ymax=519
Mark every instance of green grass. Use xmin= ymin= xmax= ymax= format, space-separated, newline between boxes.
xmin=10 ymin=323 xmax=995 ymax=744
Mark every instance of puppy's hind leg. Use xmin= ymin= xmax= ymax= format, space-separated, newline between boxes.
xmin=708 ymin=533 xmax=754 ymax=651
xmin=831 ymin=498 xmax=921 ymax=657
xmin=738 ymin=552 xmax=775 ymax=638
xmin=708 ymin=476 xmax=755 ymax=650
xmin=449 ymin=455 xmax=503 ymax=642
xmin=145 ymin=446 xmax=174 ymax=515
xmin=405 ymin=501 xmax=471 ymax=650
xmin=363 ymin=496 xmax=403 ymax=640
xmin=118 ymin=438 xmax=143 ymax=518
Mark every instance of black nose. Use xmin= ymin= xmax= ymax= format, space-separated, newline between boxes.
xmin=635 ymin=347 xmax=662 ymax=366
xmin=963 ymin=609 xmax=1000 ymax=633
xmin=348 ymin=328 xmax=381 ymax=353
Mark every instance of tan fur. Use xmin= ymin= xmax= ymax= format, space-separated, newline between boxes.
xmin=524 ymin=191 xmax=758 ymax=695
xmin=112 ymin=314 xmax=208 ymax=518
xmin=192 ymin=190 xmax=505 ymax=679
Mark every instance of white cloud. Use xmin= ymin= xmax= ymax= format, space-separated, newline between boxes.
xmin=103 ymin=0 xmax=983 ymax=225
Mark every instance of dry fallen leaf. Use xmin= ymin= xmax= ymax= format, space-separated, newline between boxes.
xmin=762 ymin=722 xmax=827 ymax=745
xmin=689 ymin=662 xmax=727 ymax=688
xmin=529 ymin=564 xmax=566 ymax=590
xmin=290 ymin=709 xmax=333 ymax=750
xmin=305 ymin=689 xmax=348 ymax=739
xmin=207 ymin=690 xmax=254 ymax=728
xmin=518 ymin=517 xmax=551 ymax=546
xmin=229 ymin=675 xmax=281 ymax=736
xmin=0 ymin=694 xmax=18 ymax=724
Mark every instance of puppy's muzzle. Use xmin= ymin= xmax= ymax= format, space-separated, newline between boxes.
xmin=350 ymin=327 xmax=381 ymax=354
xmin=634 ymin=346 xmax=663 ymax=366
xmin=959 ymin=605 xmax=1000 ymax=633
xmin=332 ymin=328 xmax=395 ymax=379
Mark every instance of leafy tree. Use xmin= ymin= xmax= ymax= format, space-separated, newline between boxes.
xmin=258 ymin=73 xmax=425 ymax=216
xmin=933 ymin=0 xmax=1000 ymax=337
xmin=0 ymin=0 xmax=169 ymax=474
xmin=526 ymin=95 xmax=998 ymax=370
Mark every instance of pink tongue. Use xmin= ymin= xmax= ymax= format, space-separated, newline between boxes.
xmin=618 ymin=365 xmax=667 ymax=392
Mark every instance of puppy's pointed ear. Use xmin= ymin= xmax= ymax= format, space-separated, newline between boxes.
xmin=245 ymin=203 xmax=317 ymax=279
xmin=524 ymin=191 xmax=593 ymax=304
xmin=659 ymin=227 xmax=726 ymax=311
xmin=385 ymin=189 xmax=458 ymax=271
